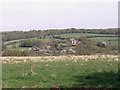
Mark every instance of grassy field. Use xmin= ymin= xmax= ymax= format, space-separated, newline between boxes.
xmin=60 ymin=33 xmax=118 ymax=38
xmin=2 ymin=55 xmax=119 ymax=88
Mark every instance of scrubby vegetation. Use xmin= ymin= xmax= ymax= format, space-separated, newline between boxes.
xmin=2 ymin=49 xmax=29 ymax=56
xmin=2 ymin=28 xmax=118 ymax=56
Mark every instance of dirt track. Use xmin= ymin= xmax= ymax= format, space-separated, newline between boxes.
xmin=1 ymin=54 xmax=118 ymax=64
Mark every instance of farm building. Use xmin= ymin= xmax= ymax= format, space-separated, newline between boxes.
xmin=70 ymin=38 xmax=77 ymax=45
xmin=69 ymin=38 xmax=80 ymax=45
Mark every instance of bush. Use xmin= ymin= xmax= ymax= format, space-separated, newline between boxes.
xmin=2 ymin=50 xmax=29 ymax=56
xmin=2 ymin=42 xmax=7 ymax=51
xmin=20 ymin=39 xmax=44 ymax=48
xmin=107 ymin=45 xmax=118 ymax=51
xmin=96 ymin=42 xmax=107 ymax=48
xmin=75 ymin=44 xmax=101 ymax=55
xmin=79 ymin=36 xmax=91 ymax=45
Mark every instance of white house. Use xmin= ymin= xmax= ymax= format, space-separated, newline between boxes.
xmin=70 ymin=38 xmax=77 ymax=45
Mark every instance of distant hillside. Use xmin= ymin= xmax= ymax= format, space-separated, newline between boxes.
xmin=2 ymin=28 xmax=118 ymax=42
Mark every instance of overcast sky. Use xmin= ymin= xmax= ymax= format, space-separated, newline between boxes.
xmin=0 ymin=0 xmax=118 ymax=31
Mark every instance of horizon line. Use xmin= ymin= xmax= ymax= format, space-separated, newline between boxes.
xmin=0 ymin=27 xmax=118 ymax=32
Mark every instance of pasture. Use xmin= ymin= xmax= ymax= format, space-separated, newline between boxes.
xmin=2 ymin=55 xmax=120 ymax=88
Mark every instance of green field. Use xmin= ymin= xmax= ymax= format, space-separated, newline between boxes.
xmin=60 ymin=33 xmax=118 ymax=38
xmin=2 ymin=56 xmax=119 ymax=88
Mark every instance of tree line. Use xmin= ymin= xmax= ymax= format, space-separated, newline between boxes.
xmin=2 ymin=28 xmax=118 ymax=42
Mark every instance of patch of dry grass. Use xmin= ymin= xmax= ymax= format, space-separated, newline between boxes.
xmin=1 ymin=54 xmax=118 ymax=64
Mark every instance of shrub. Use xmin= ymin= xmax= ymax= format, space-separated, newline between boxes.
xmin=107 ymin=45 xmax=118 ymax=51
xmin=79 ymin=36 xmax=91 ymax=45
xmin=96 ymin=42 xmax=107 ymax=48
xmin=20 ymin=39 xmax=44 ymax=48
xmin=2 ymin=50 xmax=29 ymax=56
xmin=2 ymin=42 xmax=7 ymax=51
xmin=75 ymin=44 xmax=101 ymax=55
